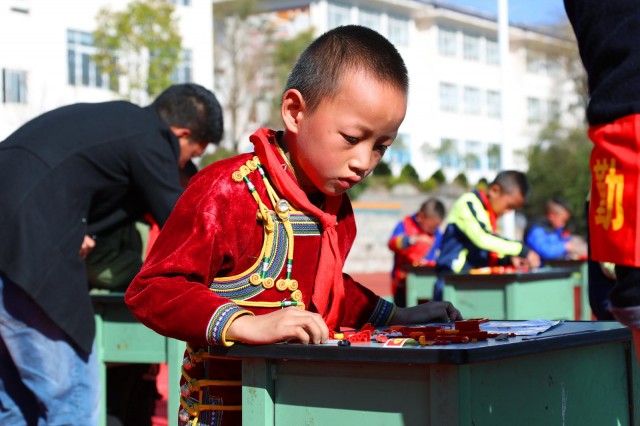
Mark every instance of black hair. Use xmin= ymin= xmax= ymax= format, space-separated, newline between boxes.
xmin=548 ymin=196 xmax=571 ymax=214
xmin=284 ymin=25 xmax=408 ymax=113
xmin=420 ymin=197 xmax=446 ymax=219
xmin=152 ymin=83 xmax=224 ymax=145
xmin=492 ymin=170 xmax=531 ymax=199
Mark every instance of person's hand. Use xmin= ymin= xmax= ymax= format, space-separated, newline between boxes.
xmin=226 ymin=307 xmax=330 ymax=345
xmin=390 ymin=301 xmax=462 ymax=325
xmin=527 ymin=250 xmax=541 ymax=269
xmin=79 ymin=235 xmax=96 ymax=259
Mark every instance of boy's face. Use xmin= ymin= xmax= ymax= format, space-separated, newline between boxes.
xmin=488 ymin=184 xmax=525 ymax=217
xmin=548 ymin=207 xmax=570 ymax=229
xmin=281 ymin=70 xmax=407 ymax=196
xmin=416 ymin=212 xmax=442 ymax=235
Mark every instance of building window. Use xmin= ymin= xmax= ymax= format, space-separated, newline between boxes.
xmin=486 ymin=90 xmax=501 ymax=118
xmin=463 ymin=32 xmax=480 ymax=61
xmin=171 ymin=49 xmax=192 ymax=83
xmin=487 ymin=143 xmax=501 ymax=170
xmin=438 ymin=138 xmax=460 ymax=168
xmin=359 ymin=8 xmax=381 ymax=33
xmin=2 ymin=69 xmax=27 ymax=104
xmin=526 ymin=49 xmax=546 ymax=74
xmin=328 ymin=2 xmax=351 ymax=29
xmin=486 ymin=38 xmax=499 ymax=65
xmin=464 ymin=140 xmax=482 ymax=170
xmin=439 ymin=82 xmax=458 ymax=112
xmin=547 ymin=99 xmax=560 ymax=122
xmin=527 ymin=97 xmax=543 ymax=124
xmin=67 ymin=29 xmax=112 ymax=90
xmin=387 ymin=133 xmax=411 ymax=166
xmin=388 ymin=14 xmax=409 ymax=47
xmin=438 ymin=26 xmax=457 ymax=57
xmin=463 ymin=86 xmax=481 ymax=115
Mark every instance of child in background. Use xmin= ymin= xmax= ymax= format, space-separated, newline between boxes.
xmin=125 ymin=25 xmax=461 ymax=425
xmin=388 ymin=198 xmax=445 ymax=306
xmin=434 ymin=170 xmax=541 ymax=300
xmin=524 ymin=197 xmax=575 ymax=262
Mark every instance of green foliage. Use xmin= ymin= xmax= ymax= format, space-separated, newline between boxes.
xmin=430 ymin=169 xmax=446 ymax=184
xmin=93 ymin=0 xmax=182 ymax=101
xmin=267 ymin=29 xmax=315 ymax=128
xmin=476 ymin=177 xmax=489 ymax=191
xmin=198 ymin=148 xmax=238 ymax=170
xmin=373 ymin=161 xmax=393 ymax=177
xmin=525 ymin=121 xmax=591 ymax=235
xmin=420 ymin=177 xmax=440 ymax=192
xmin=453 ymin=172 xmax=469 ymax=189
xmin=399 ymin=163 xmax=420 ymax=183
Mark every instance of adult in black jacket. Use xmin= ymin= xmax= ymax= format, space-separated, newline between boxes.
xmin=564 ymin=2 xmax=640 ymax=339
xmin=0 ymin=83 xmax=223 ymax=424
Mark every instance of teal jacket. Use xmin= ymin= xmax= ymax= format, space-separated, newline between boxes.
xmin=436 ymin=190 xmax=529 ymax=273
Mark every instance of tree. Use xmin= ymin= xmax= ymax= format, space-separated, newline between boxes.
xmin=93 ymin=0 xmax=182 ymax=103
xmin=213 ymin=0 xmax=274 ymax=153
xmin=266 ymin=29 xmax=315 ymax=128
xmin=525 ymin=121 xmax=591 ymax=235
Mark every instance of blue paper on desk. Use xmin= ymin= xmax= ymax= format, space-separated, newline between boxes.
xmin=480 ymin=319 xmax=561 ymax=336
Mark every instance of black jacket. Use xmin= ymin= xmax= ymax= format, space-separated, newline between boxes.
xmin=565 ymin=0 xmax=640 ymax=125
xmin=0 ymin=101 xmax=184 ymax=353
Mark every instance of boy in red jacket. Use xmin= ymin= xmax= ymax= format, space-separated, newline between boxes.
xmin=125 ymin=25 xmax=461 ymax=425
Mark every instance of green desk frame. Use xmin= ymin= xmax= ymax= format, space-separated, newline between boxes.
xmin=211 ymin=322 xmax=638 ymax=425
xmin=405 ymin=265 xmax=437 ymax=307
xmin=92 ymin=294 xmax=183 ymax=426
xmin=545 ymin=259 xmax=590 ymax=320
xmin=442 ymin=269 xmax=576 ymax=320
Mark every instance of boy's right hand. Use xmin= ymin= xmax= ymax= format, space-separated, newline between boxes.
xmin=225 ymin=307 xmax=330 ymax=345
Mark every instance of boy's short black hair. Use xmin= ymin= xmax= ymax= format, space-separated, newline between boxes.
xmin=284 ymin=25 xmax=409 ymax=113
xmin=420 ymin=197 xmax=446 ymax=219
xmin=152 ymin=83 xmax=224 ymax=145
xmin=548 ymin=196 xmax=571 ymax=214
xmin=492 ymin=170 xmax=531 ymax=199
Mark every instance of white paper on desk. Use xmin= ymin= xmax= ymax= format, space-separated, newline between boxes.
xmin=480 ymin=319 xmax=561 ymax=336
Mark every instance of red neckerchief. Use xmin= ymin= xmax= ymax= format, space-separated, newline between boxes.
xmin=476 ymin=189 xmax=499 ymax=266
xmin=250 ymin=128 xmax=345 ymax=330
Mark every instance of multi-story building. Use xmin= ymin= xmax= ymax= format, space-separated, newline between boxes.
xmin=0 ymin=0 xmax=213 ymax=140
xmin=1 ymin=0 xmax=576 ymax=185
xmin=215 ymin=0 xmax=577 ymax=183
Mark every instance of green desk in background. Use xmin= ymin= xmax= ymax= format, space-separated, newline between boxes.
xmin=442 ymin=268 xmax=576 ymax=320
xmin=209 ymin=321 xmax=638 ymax=425
xmin=405 ymin=265 xmax=437 ymax=307
xmin=544 ymin=259 xmax=590 ymax=320
xmin=92 ymin=294 xmax=183 ymax=426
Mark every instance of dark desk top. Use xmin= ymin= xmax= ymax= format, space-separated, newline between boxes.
xmin=208 ymin=321 xmax=630 ymax=365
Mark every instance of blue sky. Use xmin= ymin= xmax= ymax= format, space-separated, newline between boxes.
xmin=440 ymin=0 xmax=567 ymax=26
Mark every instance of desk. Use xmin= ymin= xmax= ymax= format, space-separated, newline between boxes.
xmin=405 ymin=265 xmax=437 ymax=307
xmin=209 ymin=321 xmax=638 ymax=425
xmin=544 ymin=259 xmax=590 ymax=320
xmin=92 ymin=294 xmax=183 ymax=426
xmin=442 ymin=269 xmax=576 ymax=320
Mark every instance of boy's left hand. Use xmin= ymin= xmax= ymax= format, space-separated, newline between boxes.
xmin=390 ymin=301 xmax=462 ymax=325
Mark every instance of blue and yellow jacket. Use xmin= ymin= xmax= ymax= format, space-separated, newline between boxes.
xmin=436 ymin=190 xmax=530 ymax=274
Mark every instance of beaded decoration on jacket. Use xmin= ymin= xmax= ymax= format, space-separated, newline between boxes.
xmin=178 ymin=155 xmax=322 ymax=425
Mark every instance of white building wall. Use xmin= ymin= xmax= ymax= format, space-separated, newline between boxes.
xmin=0 ymin=0 xmax=213 ymax=140
xmin=248 ymin=0 xmax=576 ymax=183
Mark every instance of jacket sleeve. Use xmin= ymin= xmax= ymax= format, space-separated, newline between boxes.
xmin=125 ymin=167 xmax=252 ymax=347
xmin=525 ymin=226 xmax=567 ymax=259
xmin=388 ymin=219 xmax=409 ymax=253
xmin=341 ymin=273 xmax=395 ymax=328
xmin=452 ymin=197 xmax=527 ymax=257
